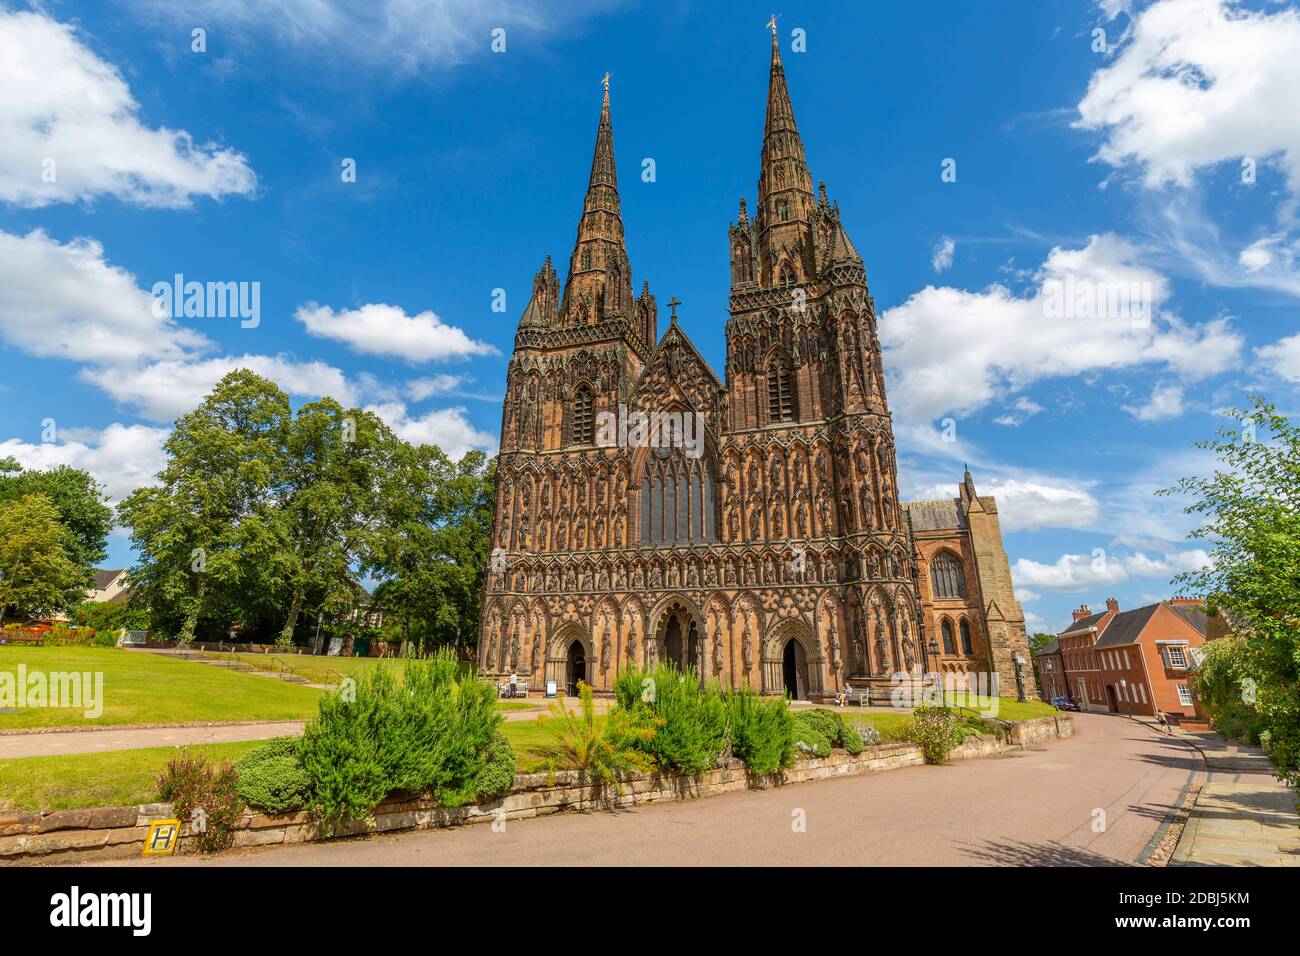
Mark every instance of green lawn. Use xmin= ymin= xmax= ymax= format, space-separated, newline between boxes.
xmin=0 ymin=646 xmax=322 ymax=729
xmin=942 ymin=695 xmax=1058 ymax=721
xmin=0 ymin=715 xmax=566 ymax=812
xmin=205 ymin=652 xmax=406 ymax=686
xmin=0 ymin=741 xmax=263 ymax=812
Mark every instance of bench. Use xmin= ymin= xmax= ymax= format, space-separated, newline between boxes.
xmin=497 ymin=681 xmax=529 ymax=699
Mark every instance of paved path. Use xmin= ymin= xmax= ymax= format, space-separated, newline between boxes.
xmin=100 ymin=712 xmax=1200 ymax=867
xmin=0 ymin=721 xmax=307 ymax=758
xmin=1170 ymin=729 xmax=1300 ymax=866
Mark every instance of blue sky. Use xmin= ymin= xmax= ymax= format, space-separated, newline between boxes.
xmin=2 ymin=0 xmax=1298 ymax=636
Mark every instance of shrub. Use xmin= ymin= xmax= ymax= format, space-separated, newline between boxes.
xmin=725 ymin=687 xmax=795 ymax=775
xmin=839 ymin=719 xmax=864 ymax=755
xmin=43 ymin=623 xmax=93 ymax=647
xmin=791 ymin=711 xmax=831 ymax=758
xmin=541 ymin=681 xmax=657 ymax=791
xmin=903 ymin=705 xmax=961 ymax=765
xmin=616 ymin=664 xmax=728 ymax=775
xmin=476 ymin=731 xmax=519 ymax=799
xmin=157 ymin=751 xmax=245 ymax=853
xmin=801 ymin=708 xmax=864 ymax=754
xmin=857 ymin=725 xmax=882 ymax=747
xmin=297 ymin=649 xmax=509 ymax=828
xmin=233 ymin=737 xmax=312 ymax=813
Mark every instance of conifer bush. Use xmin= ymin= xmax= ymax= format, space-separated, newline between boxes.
xmin=616 ymin=664 xmax=729 ymax=775
xmin=724 ymin=686 xmax=795 ymax=775
xmin=234 ymin=736 xmax=312 ymax=813
xmin=791 ymin=711 xmax=831 ymax=758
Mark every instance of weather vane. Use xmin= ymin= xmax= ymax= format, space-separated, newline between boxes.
xmin=602 ymin=71 xmax=611 ymax=92
xmin=766 ymin=13 xmax=779 ymax=35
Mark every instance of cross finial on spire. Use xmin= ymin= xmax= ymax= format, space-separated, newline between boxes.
xmin=766 ymin=13 xmax=779 ymax=35
xmin=667 ymin=296 xmax=682 ymax=322
xmin=602 ymin=71 xmax=611 ymax=92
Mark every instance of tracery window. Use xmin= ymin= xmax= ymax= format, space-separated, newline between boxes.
xmin=960 ymin=619 xmax=974 ymax=655
xmin=929 ymin=551 xmax=966 ymax=599
xmin=941 ymin=619 xmax=956 ymax=655
xmin=640 ymin=457 xmax=716 ymax=545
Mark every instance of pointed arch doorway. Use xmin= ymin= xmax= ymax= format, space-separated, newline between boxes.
xmin=566 ymin=640 xmax=587 ymax=696
xmin=782 ymin=637 xmax=809 ymax=699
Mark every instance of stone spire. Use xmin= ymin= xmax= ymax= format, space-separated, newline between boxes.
xmin=562 ymin=79 xmax=630 ymax=323
xmin=756 ymin=30 xmax=814 ymax=287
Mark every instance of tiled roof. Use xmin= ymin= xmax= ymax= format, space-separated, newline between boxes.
xmin=1092 ymin=603 xmax=1161 ymax=649
xmin=92 ymin=568 xmax=125 ymax=589
xmin=1059 ymin=611 xmax=1105 ymax=636
xmin=1170 ymin=604 xmax=1209 ymax=636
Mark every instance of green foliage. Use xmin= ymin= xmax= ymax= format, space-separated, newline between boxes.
xmin=476 ymin=731 xmax=518 ymax=799
xmin=903 ymin=705 xmax=962 ymax=764
xmin=0 ymin=457 xmax=112 ymax=575
xmin=297 ymin=649 xmax=510 ymax=828
xmin=72 ymin=600 xmax=150 ymax=638
xmin=1192 ymin=637 xmax=1268 ymax=744
xmin=540 ymin=682 xmax=657 ymax=791
xmin=1161 ymin=396 xmax=1300 ymax=786
xmin=41 ymin=623 xmax=95 ymax=647
xmin=616 ymin=664 xmax=728 ymax=775
xmin=724 ymin=687 xmax=795 ymax=774
xmin=797 ymin=708 xmax=864 ymax=755
xmin=156 ymin=751 xmax=245 ymax=852
xmin=233 ymin=737 xmax=312 ymax=813
xmin=791 ymin=711 xmax=831 ymax=758
xmin=0 ymin=492 xmax=86 ymax=621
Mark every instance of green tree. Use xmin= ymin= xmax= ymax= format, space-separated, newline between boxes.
xmin=370 ymin=448 xmax=494 ymax=653
xmin=270 ymin=400 xmax=399 ymax=648
xmin=1162 ymin=396 xmax=1300 ymax=786
xmin=0 ymin=458 xmax=112 ymax=579
xmin=0 ymin=492 xmax=84 ymax=620
xmin=118 ymin=370 xmax=290 ymax=643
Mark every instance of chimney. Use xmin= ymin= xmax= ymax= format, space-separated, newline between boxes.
xmin=1072 ymin=604 xmax=1092 ymax=622
xmin=1106 ymin=597 xmax=1120 ymax=613
xmin=1169 ymin=596 xmax=1203 ymax=607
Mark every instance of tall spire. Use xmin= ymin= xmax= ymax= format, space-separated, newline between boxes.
xmin=563 ymin=76 xmax=630 ymax=323
xmin=758 ymin=27 xmax=812 ymax=216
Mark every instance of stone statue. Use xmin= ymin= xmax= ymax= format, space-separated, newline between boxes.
xmin=742 ymin=618 xmax=754 ymax=672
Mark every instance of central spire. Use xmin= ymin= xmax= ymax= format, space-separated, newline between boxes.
xmin=561 ymin=78 xmax=632 ymax=326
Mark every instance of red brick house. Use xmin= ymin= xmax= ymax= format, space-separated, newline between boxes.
xmin=1035 ymin=597 xmax=1208 ymax=722
xmin=1093 ymin=598 xmax=1207 ymax=721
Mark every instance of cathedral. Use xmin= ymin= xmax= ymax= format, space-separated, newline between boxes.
xmin=479 ymin=34 xmax=1031 ymax=701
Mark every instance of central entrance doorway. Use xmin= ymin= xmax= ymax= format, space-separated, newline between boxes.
xmin=782 ymin=637 xmax=809 ymax=700
xmin=565 ymin=639 xmax=586 ymax=695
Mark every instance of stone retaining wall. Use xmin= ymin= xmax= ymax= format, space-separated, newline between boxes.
xmin=1 ymin=713 xmax=1072 ymax=865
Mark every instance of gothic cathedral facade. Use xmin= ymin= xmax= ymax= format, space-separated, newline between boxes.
xmin=480 ymin=36 xmax=1031 ymax=700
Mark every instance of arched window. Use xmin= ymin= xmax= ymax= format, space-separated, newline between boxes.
xmin=941 ymin=619 xmax=955 ymax=656
xmin=581 ymin=248 xmax=591 ymax=270
xmin=776 ymin=199 xmax=789 ymax=222
xmin=767 ymin=358 xmax=794 ymax=422
xmin=572 ymin=386 xmax=593 ymax=445
xmin=929 ymin=551 xmax=966 ymax=599
xmin=960 ymin=619 xmax=974 ymax=655
xmin=641 ymin=459 xmax=716 ymax=545
xmin=611 ymin=267 xmax=622 ymax=311
xmin=778 ymin=260 xmax=796 ymax=286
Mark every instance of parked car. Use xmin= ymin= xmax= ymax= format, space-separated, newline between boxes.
xmin=1051 ymin=696 xmax=1081 ymax=712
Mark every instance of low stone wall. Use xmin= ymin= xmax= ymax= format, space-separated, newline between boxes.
xmin=1 ymin=713 xmax=1073 ymax=865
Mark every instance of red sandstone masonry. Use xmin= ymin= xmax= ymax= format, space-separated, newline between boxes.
xmin=1 ymin=714 xmax=1072 ymax=865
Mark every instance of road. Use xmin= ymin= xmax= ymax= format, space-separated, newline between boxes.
xmin=102 ymin=712 xmax=1200 ymax=867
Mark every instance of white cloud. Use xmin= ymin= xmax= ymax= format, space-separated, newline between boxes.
xmin=1238 ymin=238 xmax=1275 ymax=273
xmin=0 ymin=423 xmax=169 ymax=503
xmin=365 ymin=402 xmax=497 ymax=458
xmin=931 ymin=237 xmax=955 ymax=273
xmin=82 ymin=355 xmax=358 ymax=423
xmin=0 ymin=10 xmax=256 ymax=207
xmin=405 ymin=374 xmax=472 ymax=401
xmin=992 ymin=396 xmax=1043 ymax=427
xmin=1015 ymin=588 xmax=1040 ymax=603
xmin=1256 ymin=333 xmax=1300 ymax=383
xmin=880 ymin=233 xmax=1242 ymax=422
xmin=1123 ymin=381 xmax=1185 ymax=422
xmin=916 ymin=477 xmax=1101 ymax=533
xmin=1077 ymin=0 xmax=1300 ymax=193
xmin=0 ymin=229 xmax=209 ymax=366
xmin=125 ymin=0 xmax=612 ymax=75
xmin=296 ymin=303 xmax=497 ymax=362
xmin=1011 ymin=547 xmax=1211 ymax=592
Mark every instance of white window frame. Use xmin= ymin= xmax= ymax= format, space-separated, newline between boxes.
xmin=1177 ymin=683 xmax=1193 ymax=707
xmin=1166 ymin=645 xmax=1187 ymax=670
